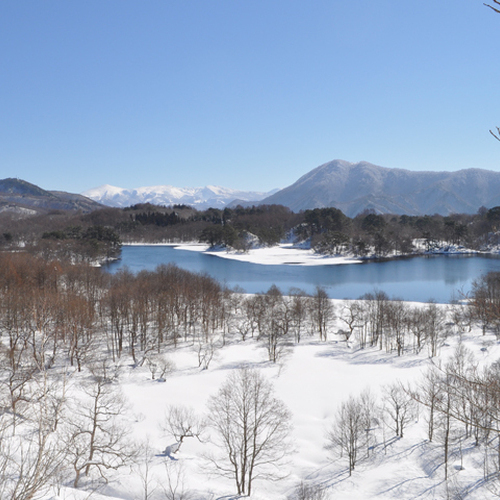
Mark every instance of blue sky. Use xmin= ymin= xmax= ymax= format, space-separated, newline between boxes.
xmin=1 ymin=1 xmax=499 ymax=194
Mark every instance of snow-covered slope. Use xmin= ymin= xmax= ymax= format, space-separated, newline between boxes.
xmin=259 ymin=160 xmax=500 ymax=216
xmin=82 ymin=184 xmax=278 ymax=209
xmin=39 ymin=300 xmax=500 ymax=500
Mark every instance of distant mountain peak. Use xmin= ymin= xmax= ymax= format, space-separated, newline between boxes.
xmin=0 ymin=178 xmax=53 ymax=197
xmin=0 ymin=178 xmax=103 ymax=215
xmin=82 ymin=184 xmax=277 ymax=210
xmin=259 ymin=160 xmax=500 ymax=216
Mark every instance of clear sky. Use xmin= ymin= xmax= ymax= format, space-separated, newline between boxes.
xmin=1 ymin=1 xmax=499 ymax=194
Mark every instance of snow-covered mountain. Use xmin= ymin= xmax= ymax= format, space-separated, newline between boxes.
xmin=82 ymin=184 xmax=278 ymax=209
xmin=259 ymin=159 xmax=500 ymax=216
xmin=83 ymin=159 xmax=500 ymax=216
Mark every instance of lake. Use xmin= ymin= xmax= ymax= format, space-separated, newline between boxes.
xmin=103 ymin=246 xmax=500 ymax=303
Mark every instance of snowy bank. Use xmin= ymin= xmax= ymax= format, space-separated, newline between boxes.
xmin=176 ymin=243 xmax=364 ymax=266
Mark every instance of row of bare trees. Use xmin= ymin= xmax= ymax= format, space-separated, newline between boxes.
xmin=469 ymin=271 xmax=500 ymax=336
xmin=233 ymin=285 xmax=334 ymax=362
xmin=233 ymin=285 xmax=452 ymax=361
xmin=8 ymin=195 xmax=500 ymax=262
xmin=336 ymin=291 xmax=455 ymax=357
xmin=0 ymin=251 xmax=496 ymax=374
xmin=413 ymin=345 xmax=500 ymax=484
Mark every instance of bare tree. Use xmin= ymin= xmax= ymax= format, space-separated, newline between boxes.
xmin=0 ymin=426 xmax=66 ymax=500
xmin=339 ymin=300 xmax=363 ymax=346
xmin=146 ymin=354 xmax=175 ymax=381
xmin=424 ymin=301 xmax=446 ymax=358
xmin=162 ymin=460 xmax=192 ymax=500
xmin=258 ymin=286 xmax=291 ymax=363
xmin=311 ymin=286 xmax=334 ymax=341
xmin=359 ymin=290 xmax=389 ymax=348
xmin=289 ymin=480 xmax=328 ymax=500
xmin=1 ymin=359 xmax=37 ymax=434
xmin=407 ymin=307 xmax=428 ymax=353
xmin=491 ymin=126 xmax=500 ymax=141
xmin=65 ymin=364 xmax=135 ymax=488
xmin=289 ymin=288 xmax=310 ymax=344
xmin=484 ymin=1 xmax=500 ymax=140
xmin=384 ymin=300 xmax=409 ymax=355
xmin=206 ymin=367 xmax=293 ymax=496
xmin=0 ymin=374 xmax=68 ymax=500
xmin=135 ymin=438 xmax=158 ymax=500
xmin=412 ymin=365 xmax=442 ymax=442
xmin=383 ymin=382 xmax=415 ymax=438
xmin=326 ymin=394 xmax=366 ymax=475
xmin=447 ymin=301 xmax=473 ymax=334
xmin=195 ymin=337 xmax=218 ymax=370
xmin=359 ymin=388 xmax=378 ymax=458
xmin=162 ymin=405 xmax=206 ymax=453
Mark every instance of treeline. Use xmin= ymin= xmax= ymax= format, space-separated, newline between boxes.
xmin=296 ymin=206 xmax=500 ymax=256
xmin=0 ymin=207 xmax=126 ymax=263
xmin=4 ymin=202 xmax=500 ymax=262
xmin=192 ymin=204 xmax=500 ymax=255
xmin=123 ymin=203 xmax=500 ymax=255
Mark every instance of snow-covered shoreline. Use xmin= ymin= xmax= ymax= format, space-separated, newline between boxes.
xmin=122 ymin=241 xmax=500 ymax=267
xmin=122 ymin=242 xmax=364 ymax=266
xmin=180 ymin=243 xmax=365 ymax=266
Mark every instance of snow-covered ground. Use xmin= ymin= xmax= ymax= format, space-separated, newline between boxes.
xmin=39 ymin=298 xmax=500 ymax=500
xmin=177 ymin=243 xmax=363 ymax=266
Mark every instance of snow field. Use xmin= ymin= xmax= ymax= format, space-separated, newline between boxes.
xmin=44 ymin=298 xmax=500 ymax=500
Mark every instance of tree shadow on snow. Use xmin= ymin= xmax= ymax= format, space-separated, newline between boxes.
xmin=157 ymin=442 xmax=181 ymax=460
xmin=378 ymin=475 xmax=440 ymax=498
xmin=216 ymin=359 xmax=270 ymax=372
xmin=315 ymin=345 xmax=428 ymax=369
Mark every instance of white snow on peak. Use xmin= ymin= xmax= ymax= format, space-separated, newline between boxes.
xmin=82 ymin=183 xmax=275 ymax=209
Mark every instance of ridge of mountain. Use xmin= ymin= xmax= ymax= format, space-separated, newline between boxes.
xmin=0 ymin=178 xmax=103 ymax=214
xmin=82 ymin=184 xmax=279 ymax=210
xmin=258 ymin=160 xmax=500 ymax=216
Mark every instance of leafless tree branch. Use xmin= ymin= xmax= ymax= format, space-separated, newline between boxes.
xmin=490 ymin=127 xmax=500 ymax=141
xmin=484 ymin=1 xmax=500 ymax=14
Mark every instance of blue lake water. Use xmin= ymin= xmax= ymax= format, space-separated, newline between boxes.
xmin=103 ymin=246 xmax=500 ymax=303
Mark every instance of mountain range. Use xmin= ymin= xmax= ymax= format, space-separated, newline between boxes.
xmin=81 ymin=184 xmax=278 ymax=210
xmin=3 ymin=159 xmax=500 ymax=217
